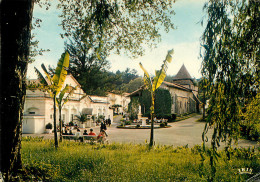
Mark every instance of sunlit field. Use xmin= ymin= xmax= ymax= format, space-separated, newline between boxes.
xmin=21 ymin=137 xmax=259 ymax=181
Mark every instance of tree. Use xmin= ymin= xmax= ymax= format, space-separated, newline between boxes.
xmin=56 ymin=85 xmax=77 ymax=142
xmin=140 ymin=49 xmax=174 ymax=147
xmin=58 ymin=0 xmax=175 ymax=58
xmin=1 ymin=0 xmax=35 ymax=180
xmin=200 ymin=0 xmax=259 ymax=179
xmin=35 ymin=52 xmax=70 ymax=148
xmin=198 ymin=77 xmax=209 ymax=120
xmin=65 ymin=30 xmax=116 ymax=95
xmin=121 ymin=77 xmax=144 ymax=93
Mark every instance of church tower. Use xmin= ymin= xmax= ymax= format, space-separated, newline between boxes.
xmin=172 ymin=64 xmax=198 ymax=93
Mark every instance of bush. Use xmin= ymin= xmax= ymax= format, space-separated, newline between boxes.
xmin=125 ymin=121 xmax=131 ymax=125
xmin=136 ymin=124 xmax=141 ymax=128
xmin=160 ymin=123 xmax=165 ymax=128
xmin=46 ymin=123 xmax=52 ymax=129
xmin=69 ymin=121 xmax=74 ymax=126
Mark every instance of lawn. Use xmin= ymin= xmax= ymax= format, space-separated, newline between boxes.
xmin=20 ymin=137 xmax=259 ymax=181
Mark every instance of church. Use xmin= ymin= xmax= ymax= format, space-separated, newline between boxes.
xmin=128 ymin=64 xmax=200 ymax=115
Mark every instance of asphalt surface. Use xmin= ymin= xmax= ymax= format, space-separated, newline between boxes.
xmin=23 ymin=115 xmax=259 ymax=149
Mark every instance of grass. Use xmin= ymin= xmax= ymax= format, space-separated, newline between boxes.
xmin=20 ymin=137 xmax=259 ymax=181
xmin=174 ymin=113 xmax=198 ymax=122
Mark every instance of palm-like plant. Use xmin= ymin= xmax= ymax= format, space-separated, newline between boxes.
xmin=139 ymin=49 xmax=174 ymax=147
xmin=57 ymin=85 xmax=77 ymax=142
xmin=75 ymin=112 xmax=88 ymax=124
xmin=34 ymin=52 xmax=70 ymax=148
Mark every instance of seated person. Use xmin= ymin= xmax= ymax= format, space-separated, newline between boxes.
xmin=75 ymin=128 xmax=81 ymax=138
xmin=63 ymin=130 xmax=68 ymax=135
xmin=83 ymin=129 xmax=88 ymax=135
xmin=97 ymin=129 xmax=107 ymax=143
xmin=69 ymin=130 xmax=73 ymax=135
xmin=88 ymin=128 xmax=96 ymax=136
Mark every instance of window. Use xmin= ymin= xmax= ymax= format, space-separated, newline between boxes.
xmin=50 ymin=114 xmax=52 ymax=119
xmin=29 ymin=112 xmax=35 ymax=114
xmin=71 ymin=114 xmax=74 ymax=121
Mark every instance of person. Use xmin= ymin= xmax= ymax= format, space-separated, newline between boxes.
xmin=83 ymin=129 xmax=88 ymax=135
xmin=100 ymin=121 xmax=107 ymax=132
xmin=75 ymin=128 xmax=81 ymax=137
xmin=97 ymin=129 xmax=107 ymax=143
xmin=108 ymin=118 xmax=111 ymax=127
xmin=69 ymin=130 xmax=73 ymax=135
xmin=88 ymin=128 xmax=96 ymax=136
xmin=63 ymin=130 xmax=68 ymax=135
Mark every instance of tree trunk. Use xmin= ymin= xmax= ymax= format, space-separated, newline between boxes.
xmin=59 ymin=106 xmax=63 ymax=142
xmin=53 ymin=96 xmax=58 ymax=148
xmin=1 ymin=0 xmax=34 ymax=180
xmin=149 ymin=92 xmax=155 ymax=147
xmin=203 ymin=92 xmax=206 ymax=120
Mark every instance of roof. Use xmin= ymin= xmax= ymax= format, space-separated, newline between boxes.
xmin=127 ymin=82 xmax=192 ymax=97
xmin=162 ymin=81 xmax=192 ymax=91
xmin=88 ymin=96 xmax=110 ymax=104
xmin=172 ymin=64 xmax=192 ymax=80
xmin=82 ymin=108 xmax=93 ymax=115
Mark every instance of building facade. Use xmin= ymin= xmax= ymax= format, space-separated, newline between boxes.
xmin=22 ymin=75 xmax=114 ymax=134
xmin=128 ymin=64 xmax=200 ymax=116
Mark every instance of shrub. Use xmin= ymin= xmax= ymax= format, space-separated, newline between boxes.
xmin=160 ymin=123 xmax=165 ymax=128
xmin=69 ymin=121 xmax=74 ymax=126
xmin=125 ymin=121 xmax=131 ymax=125
xmin=46 ymin=123 xmax=52 ymax=129
xmin=136 ymin=124 xmax=141 ymax=128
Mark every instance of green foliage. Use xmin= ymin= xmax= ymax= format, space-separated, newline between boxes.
xmin=66 ymin=31 xmax=119 ymax=96
xmin=128 ymin=97 xmax=139 ymax=120
xmin=159 ymin=123 xmax=165 ymax=128
xmin=154 ymin=88 xmax=172 ymax=118
xmin=139 ymin=88 xmax=172 ymax=119
xmin=75 ymin=112 xmax=88 ymax=124
xmin=58 ymin=0 xmax=175 ymax=58
xmin=201 ymin=0 xmax=260 ymax=179
xmin=20 ymin=140 xmax=260 ymax=181
xmin=124 ymin=121 xmax=131 ymax=125
xmin=45 ymin=123 xmax=52 ymax=129
xmin=121 ymin=77 xmax=144 ymax=93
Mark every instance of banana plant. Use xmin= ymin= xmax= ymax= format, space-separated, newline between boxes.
xmin=139 ymin=49 xmax=174 ymax=147
xmin=56 ymin=85 xmax=77 ymax=142
xmin=34 ymin=52 xmax=70 ymax=148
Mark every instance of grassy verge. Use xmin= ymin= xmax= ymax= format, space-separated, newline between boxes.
xmin=174 ymin=113 xmax=198 ymax=122
xmin=19 ymin=137 xmax=259 ymax=181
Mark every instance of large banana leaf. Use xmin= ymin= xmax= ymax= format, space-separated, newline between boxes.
xmin=139 ymin=62 xmax=152 ymax=91
xmin=34 ymin=67 xmax=49 ymax=86
xmin=41 ymin=64 xmax=52 ymax=85
xmin=152 ymin=49 xmax=174 ymax=91
xmin=52 ymin=52 xmax=70 ymax=93
xmin=57 ymin=85 xmax=77 ymax=108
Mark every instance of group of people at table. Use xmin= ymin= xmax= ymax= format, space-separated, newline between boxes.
xmin=63 ymin=121 xmax=108 ymax=143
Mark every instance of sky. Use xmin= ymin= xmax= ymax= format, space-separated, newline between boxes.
xmin=27 ymin=0 xmax=207 ymax=79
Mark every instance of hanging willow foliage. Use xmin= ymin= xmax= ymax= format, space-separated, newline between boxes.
xmin=200 ymin=0 xmax=259 ymax=179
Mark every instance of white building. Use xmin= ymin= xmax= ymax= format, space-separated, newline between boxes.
xmin=107 ymin=92 xmax=131 ymax=115
xmin=22 ymin=75 xmax=114 ymax=134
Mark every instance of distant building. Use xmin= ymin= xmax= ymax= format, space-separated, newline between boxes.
xmin=22 ymin=75 xmax=114 ymax=134
xmin=107 ymin=92 xmax=131 ymax=115
xmin=128 ymin=64 xmax=200 ymax=115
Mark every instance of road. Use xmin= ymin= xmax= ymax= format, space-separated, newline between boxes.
xmin=23 ymin=115 xmax=259 ymax=149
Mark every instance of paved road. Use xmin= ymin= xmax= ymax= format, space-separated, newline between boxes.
xmin=24 ymin=115 xmax=259 ymax=149
xmin=106 ymin=115 xmax=258 ymax=149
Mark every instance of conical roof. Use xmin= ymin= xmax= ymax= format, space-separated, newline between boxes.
xmin=173 ymin=64 xmax=192 ymax=80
